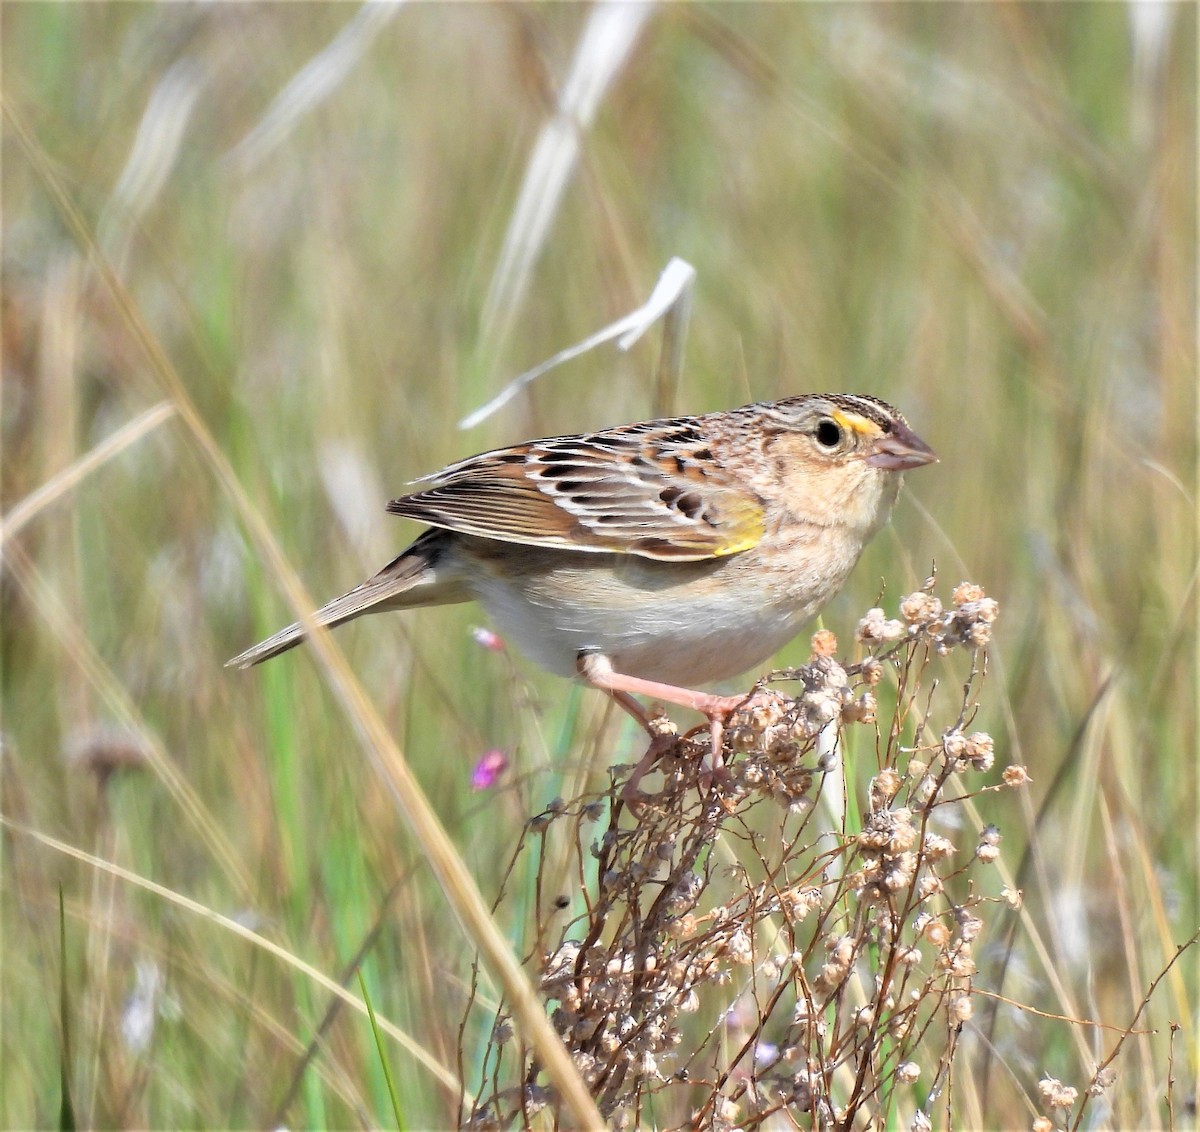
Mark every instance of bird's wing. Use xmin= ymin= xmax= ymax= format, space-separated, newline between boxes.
xmin=386 ymin=417 xmax=765 ymax=562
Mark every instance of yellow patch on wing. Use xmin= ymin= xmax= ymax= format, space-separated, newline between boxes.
xmin=831 ymin=409 xmax=886 ymax=439
xmin=708 ymin=498 xmax=766 ymax=557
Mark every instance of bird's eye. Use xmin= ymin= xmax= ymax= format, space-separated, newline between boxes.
xmin=815 ymin=418 xmax=843 ymax=449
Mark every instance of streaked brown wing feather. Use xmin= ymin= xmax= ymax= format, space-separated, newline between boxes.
xmin=387 ymin=418 xmax=766 ymax=561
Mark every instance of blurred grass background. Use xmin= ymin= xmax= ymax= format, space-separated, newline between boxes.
xmin=2 ymin=2 xmax=1195 ymax=1127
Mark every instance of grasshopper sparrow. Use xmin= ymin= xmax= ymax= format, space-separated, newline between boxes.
xmin=229 ymin=394 xmax=935 ymax=759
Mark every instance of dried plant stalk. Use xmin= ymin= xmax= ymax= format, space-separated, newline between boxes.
xmin=460 ymin=578 xmax=1018 ymax=1129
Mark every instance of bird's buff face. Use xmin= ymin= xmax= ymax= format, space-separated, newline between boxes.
xmin=762 ymin=396 xmax=937 ymax=536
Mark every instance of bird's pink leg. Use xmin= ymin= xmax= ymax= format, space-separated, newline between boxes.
xmin=578 ymin=652 xmax=748 ymax=720
xmin=578 ymin=653 xmax=748 ymax=795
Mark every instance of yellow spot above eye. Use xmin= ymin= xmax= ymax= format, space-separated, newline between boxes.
xmin=831 ymin=410 xmax=884 ymax=439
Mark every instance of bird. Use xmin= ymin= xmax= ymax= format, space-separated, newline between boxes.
xmin=228 ymin=393 xmax=935 ymax=769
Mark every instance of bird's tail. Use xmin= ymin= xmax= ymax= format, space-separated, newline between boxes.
xmin=226 ymin=530 xmax=461 ymax=669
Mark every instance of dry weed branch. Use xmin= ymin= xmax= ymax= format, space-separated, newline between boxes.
xmin=454 ymin=578 xmax=1171 ymax=1129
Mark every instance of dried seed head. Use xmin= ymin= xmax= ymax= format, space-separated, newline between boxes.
xmin=735 ymin=690 xmax=788 ymax=733
xmin=896 ymin=1061 xmax=921 ymax=1084
xmin=914 ymin=774 xmax=937 ymax=804
xmin=916 ymin=875 xmax=944 ymax=900
xmin=975 ymin=826 xmax=1002 ymax=862
xmin=780 ymin=885 xmax=823 ymax=922
xmin=879 ymin=766 xmax=905 ymax=795
xmin=951 ymin=582 xmax=985 ymax=605
xmin=1003 ymin=764 xmax=1031 ymax=788
xmin=646 ymin=712 xmax=678 ymax=739
xmin=946 ymin=951 xmax=977 ymax=977
xmin=964 ymin=732 xmax=994 ymax=771
xmin=899 ymin=592 xmax=942 ymax=623
xmin=881 ymin=852 xmax=917 ymax=890
xmin=858 ymin=808 xmax=918 ymax=855
xmin=891 ymin=1015 xmax=913 ymax=1040
xmin=668 ymin=913 xmax=698 ymax=940
xmin=810 ymin=628 xmax=838 ymax=657
xmin=842 ymin=690 xmax=877 ymax=724
xmin=1037 ymin=1076 xmax=1079 ymax=1110
xmin=668 ymin=872 xmax=704 ymax=913
xmin=816 ymin=961 xmax=846 ymax=991
xmin=727 ymin=929 xmax=753 ymax=965
xmin=922 ymin=920 xmax=951 ymax=948
xmin=857 ymin=608 xmax=905 ymax=644
xmin=955 ymin=910 xmax=984 ymax=942
xmin=1087 ymin=1066 xmax=1117 ymax=1095
xmin=491 ymin=1019 xmax=514 ymax=1044
xmin=941 ymin=729 xmax=967 ymax=761
xmin=923 ymin=833 xmax=956 ymax=860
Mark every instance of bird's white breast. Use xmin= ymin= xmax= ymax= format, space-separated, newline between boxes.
xmin=453 ymin=525 xmax=867 ymax=688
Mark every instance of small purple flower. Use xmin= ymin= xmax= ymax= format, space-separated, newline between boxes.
xmin=471 ymin=749 xmax=509 ymax=791
xmin=754 ymin=1041 xmax=780 ymax=1068
xmin=470 ymin=626 xmax=505 ymax=652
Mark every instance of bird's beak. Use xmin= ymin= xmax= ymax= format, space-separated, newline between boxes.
xmin=865 ymin=421 xmax=938 ymax=471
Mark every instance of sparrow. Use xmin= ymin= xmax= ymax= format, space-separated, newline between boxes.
xmin=229 ymin=393 xmax=935 ymax=763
